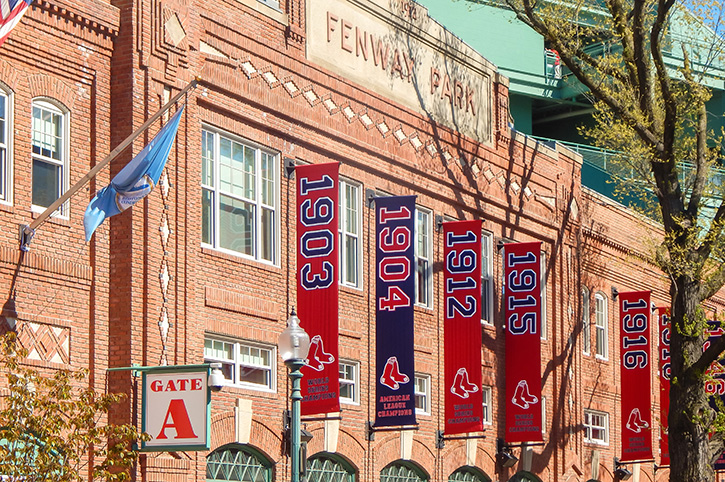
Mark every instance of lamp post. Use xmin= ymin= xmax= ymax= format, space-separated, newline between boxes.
xmin=278 ymin=309 xmax=311 ymax=482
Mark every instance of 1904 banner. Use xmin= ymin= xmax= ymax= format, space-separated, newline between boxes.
xmin=504 ymin=241 xmax=542 ymax=443
xmin=296 ymin=163 xmax=340 ymax=415
xmin=375 ymin=195 xmax=417 ymax=427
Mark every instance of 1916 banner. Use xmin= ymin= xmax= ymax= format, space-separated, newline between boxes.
xmin=658 ymin=307 xmax=670 ymax=467
xmin=375 ymin=195 xmax=416 ymax=427
xmin=444 ymin=220 xmax=483 ymax=434
xmin=504 ymin=241 xmax=543 ymax=443
xmin=619 ymin=291 xmax=652 ymax=462
xmin=297 ymin=163 xmax=340 ymax=415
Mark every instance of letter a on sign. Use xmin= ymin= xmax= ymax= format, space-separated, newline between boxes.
xmin=142 ymin=368 xmax=211 ymax=451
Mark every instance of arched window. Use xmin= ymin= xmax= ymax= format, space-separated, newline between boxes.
xmin=380 ymin=460 xmax=428 ymax=482
xmin=206 ymin=444 xmax=272 ymax=482
xmin=582 ymin=287 xmax=591 ymax=355
xmin=594 ymin=292 xmax=608 ymax=359
xmin=508 ymin=471 xmax=543 ymax=482
xmin=306 ymin=453 xmax=357 ymax=482
xmin=448 ymin=466 xmax=491 ymax=482
xmin=31 ymin=98 xmax=69 ymax=216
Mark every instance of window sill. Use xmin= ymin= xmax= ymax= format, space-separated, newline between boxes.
xmin=238 ymin=0 xmax=288 ymax=26
xmin=201 ymin=246 xmax=281 ymax=272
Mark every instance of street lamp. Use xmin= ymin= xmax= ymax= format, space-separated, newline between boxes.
xmin=279 ymin=309 xmax=311 ymax=482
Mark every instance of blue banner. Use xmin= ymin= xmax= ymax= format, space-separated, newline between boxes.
xmin=375 ymin=195 xmax=416 ymax=427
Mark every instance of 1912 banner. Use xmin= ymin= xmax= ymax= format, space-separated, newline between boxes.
xmin=375 ymin=195 xmax=416 ymax=427
xmin=444 ymin=220 xmax=483 ymax=434
xmin=619 ymin=291 xmax=652 ymax=462
xmin=296 ymin=163 xmax=340 ymax=415
xmin=504 ymin=241 xmax=543 ymax=443
xmin=658 ymin=307 xmax=670 ymax=467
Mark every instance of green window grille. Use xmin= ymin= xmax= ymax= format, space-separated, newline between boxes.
xmin=508 ymin=471 xmax=543 ymax=482
xmin=380 ymin=461 xmax=428 ymax=482
xmin=306 ymin=454 xmax=356 ymax=482
xmin=448 ymin=467 xmax=491 ymax=482
xmin=206 ymin=444 xmax=271 ymax=482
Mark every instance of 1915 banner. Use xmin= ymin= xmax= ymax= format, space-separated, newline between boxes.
xmin=619 ymin=291 xmax=652 ymax=462
xmin=375 ymin=195 xmax=416 ymax=427
xmin=444 ymin=220 xmax=483 ymax=434
xmin=658 ymin=307 xmax=670 ymax=467
xmin=296 ymin=162 xmax=340 ymax=415
xmin=504 ymin=241 xmax=543 ymax=443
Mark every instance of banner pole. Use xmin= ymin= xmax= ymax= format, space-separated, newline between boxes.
xmin=19 ymin=77 xmax=199 ymax=251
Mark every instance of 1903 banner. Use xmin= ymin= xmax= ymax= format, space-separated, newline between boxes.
xmin=504 ymin=241 xmax=542 ymax=443
xmin=375 ymin=195 xmax=417 ymax=427
xmin=443 ymin=220 xmax=483 ymax=434
xmin=619 ymin=291 xmax=652 ymax=462
xmin=296 ymin=163 xmax=340 ymax=415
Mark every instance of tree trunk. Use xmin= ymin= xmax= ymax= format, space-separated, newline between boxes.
xmin=669 ymin=277 xmax=714 ymax=482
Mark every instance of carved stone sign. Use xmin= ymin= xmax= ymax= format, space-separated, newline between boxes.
xmin=306 ymin=0 xmax=496 ymax=144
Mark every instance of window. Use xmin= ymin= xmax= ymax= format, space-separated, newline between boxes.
xmin=448 ymin=467 xmax=491 ymax=482
xmin=481 ymin=385 xmax=492 ymax=424
xmin=339 ymin=360 xmax=359 ymax=404
xmin=32 ymin=99 xmax=68 ymax=214
xmin=0 ymin=86 xmax=11 ymax=204
xmin=414 ymin=374 xmax=430 ymax=415
xmin=339 ymin=179 xmax=361 ymax=288
xmin=307 ymin=454 xmax=357 ymax=482
xmin=582 ymin=287 xmax=591 ymax=355
xmin=583 ymin=409 xmax=609 ymax=445
xmin=415 ymin=207 xmax=433 ymax=308
xmin=480 ymin=231 xmax=494 ymax=324
xmin=541 ymin=396 xmax=547 ymax=434
xmin=257 ymin=0 xmax=280 ymax=11
xmin=206 ymin=444 xmax=273 ymax=481
xmin=201 ymin=128 xmax=279 ymax=264
xmin=204 ymin=337 xmax=275 ymax=391
xmin=540 ymin=251 xmax=547 ymax=340
xmin=595 ymin=292 xmax=608 ymax=359
xmin=381 ymin=461 xmax=428 ymax=482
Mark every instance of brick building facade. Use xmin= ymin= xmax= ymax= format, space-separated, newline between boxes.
xmin=0 ymin=0 xmax=719 ymax=481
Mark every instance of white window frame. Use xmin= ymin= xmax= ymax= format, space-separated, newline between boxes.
xmin=582 ymin=287 xmax=591 ymax=355
xmin=203 ymin=336 xmax=276 ymax=392
xmin=414 ymin=374 xmax=431 ymax=416
xmin=583 ymin=409 xmax=609 ymax=445
xmin=339 ymin=359 xmax=359 ymax=405
xmin=540 ymin=251 xmax=547 ymax=340
xmin=595 ymin=292 xmax=608 ymax=360
xmin=481 ymin=385 xmax=492 ymax=425
xmin=0 ymin=85 xmax=12 ymax=206
xmin=200 ymin=126 xmax=280 ymax=265
xmin=338 ymin=178 xmax=362 ymax=289
xmin=481 ymin=231 xmax=494 ymax=325
xmin=31 ymin=98 xmax=69 ymax=217
xmin=415 ymin=206 xmax=433 ymax=308
xmin=541 ymin=396 xmax=547 ymax=434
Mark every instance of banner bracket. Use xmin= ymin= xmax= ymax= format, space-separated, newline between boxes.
xmin=436 ymin=430 xmax=487 ymax=449
xmin=366 ymin=421 xmax=418 ymax=441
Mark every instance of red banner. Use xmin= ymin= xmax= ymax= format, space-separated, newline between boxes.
xmin=619 ymin=291 xmax=652 ymax=462
xmin=658 ymin=307 xmax=670 ymax=467
xmin=296 ymin=163 xmax=340 ymax=415
xmin=443 ymin=220 xmax=483 ymax=434
xmin=504 ymin=241 xmax=542 ymax=443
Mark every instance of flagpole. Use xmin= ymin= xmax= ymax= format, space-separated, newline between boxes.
xmin=19 ymin=77 xmax=199 ymax=251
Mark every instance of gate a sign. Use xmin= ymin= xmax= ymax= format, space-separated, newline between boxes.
xmin=141 ymin=367 xmax=211 ymax=451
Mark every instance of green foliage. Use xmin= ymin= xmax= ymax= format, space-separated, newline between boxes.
xmin=0 ymin=333 xmax=148 ymax=482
